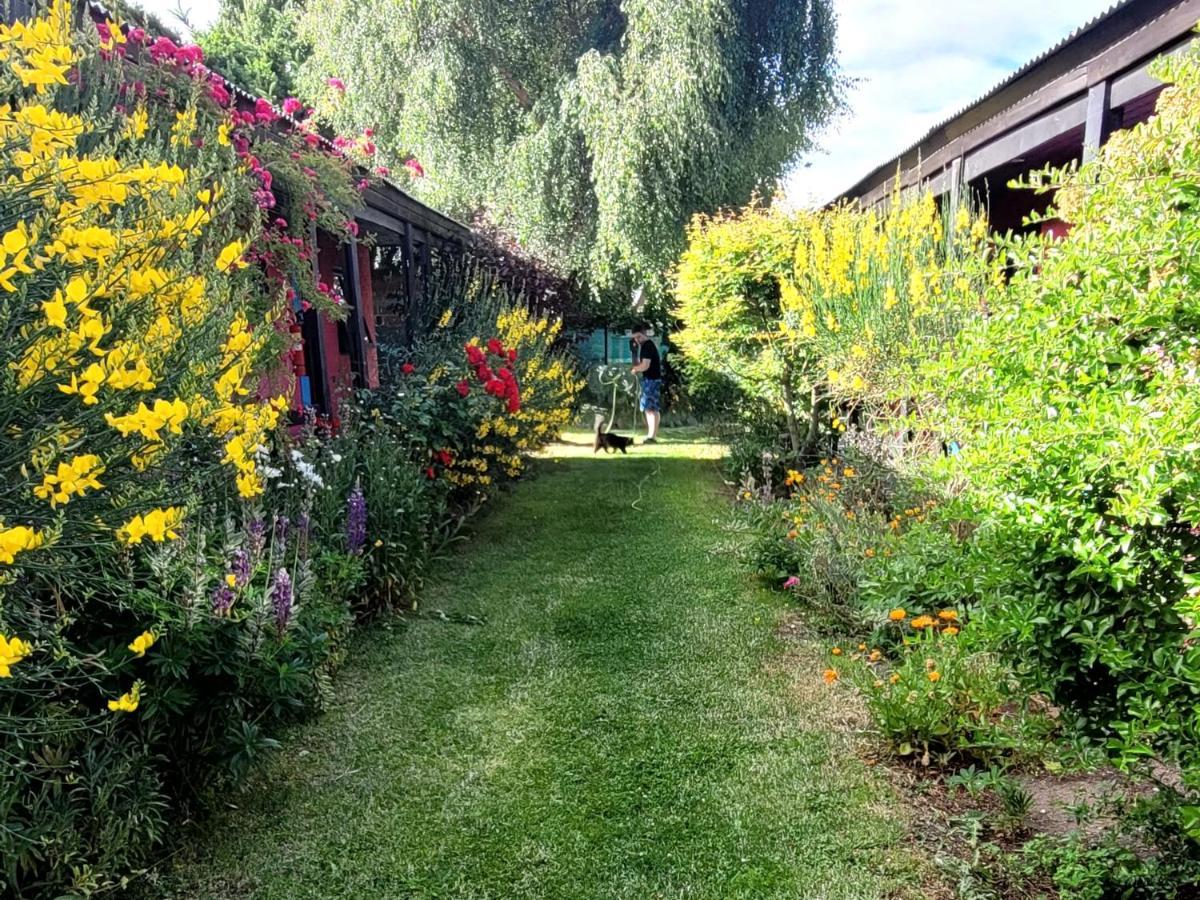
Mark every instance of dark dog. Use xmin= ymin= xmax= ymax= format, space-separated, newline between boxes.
xmin=593 ymin=423 xmax=633 ymax=454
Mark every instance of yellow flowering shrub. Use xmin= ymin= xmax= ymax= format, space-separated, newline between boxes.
xmin=674 ymin=192 xmax=998 ymax=456
xmin=0 ymin=5 xmax=365 ymax=892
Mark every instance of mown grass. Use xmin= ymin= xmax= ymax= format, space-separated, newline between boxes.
xmin=157 ymin=431 xmax=919 ymax=899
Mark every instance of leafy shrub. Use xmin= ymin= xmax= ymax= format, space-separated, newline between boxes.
xmin=0 ymin=6 xmax=583 ymax=895
xmin=922 ymin=43 xmax=1200 ymax=792
xmin=827 ymin=613 xmax=1035 ymax=766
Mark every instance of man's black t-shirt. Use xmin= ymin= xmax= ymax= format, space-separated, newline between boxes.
xmin=637 ymin=340 xmax=662 ymax=379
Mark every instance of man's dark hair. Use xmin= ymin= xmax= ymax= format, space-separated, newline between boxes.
xmin=633 ymin=322 xmax=652 ymax=336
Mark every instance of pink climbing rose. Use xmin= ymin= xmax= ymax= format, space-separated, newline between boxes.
xmin=404 ymin=158 xmax=425 ymax=178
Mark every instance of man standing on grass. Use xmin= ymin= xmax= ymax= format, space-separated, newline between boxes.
xmin=630 ymin=324 xmax=662 ymax=444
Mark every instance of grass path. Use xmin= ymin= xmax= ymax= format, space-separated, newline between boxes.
xmin=161 ymin=433 xmax=918 ymax=899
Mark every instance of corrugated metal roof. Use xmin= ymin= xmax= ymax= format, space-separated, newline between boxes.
xmin=838 ymin=0 xmax=1156 ymax=199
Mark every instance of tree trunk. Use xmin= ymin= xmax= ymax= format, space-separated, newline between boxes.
xmin=801 ymin=383 xmax=825 ymax=460
xmin=780 ymin=371 xmax=802 ymax=455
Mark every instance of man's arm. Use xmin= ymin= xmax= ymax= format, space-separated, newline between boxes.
xmin=631 ymin=359 xmax=650 ymax=374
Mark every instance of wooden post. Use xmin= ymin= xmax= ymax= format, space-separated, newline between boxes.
xmin=402 ymin=222 xmax=418 ymax=348
xmin=1083 ymin=79 xmax=1113 ymax=162
xmin=342 ymin=237 xmax=367 ymax=387
xmin=947 ymin=156 xmax=964 ymax=211
xmin=307 ymin=223 xmax=332 ymax=413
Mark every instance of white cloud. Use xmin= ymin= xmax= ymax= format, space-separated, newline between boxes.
xmin=785 ymin=0 xmax=1120 ymax=208
xmin=127 ymin=0 xmax=221 ymax=39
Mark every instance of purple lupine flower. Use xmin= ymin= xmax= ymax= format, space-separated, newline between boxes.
xmin=230 ymin=548 xmax=251 ymax=587
xmin=247 ymin=518 xmax=267 ymax=559
xmin=295 ymin=512 xmax=311 ymax=558
xmin=269 ymin=567 xmax=293 ymax=635
xmin=212 ymin=584 xmax=235 ymax=615
xmin=273 ymin=515 xmax=291 ymax=553
xmin=346 ymin=484 xmax=367 ymax=555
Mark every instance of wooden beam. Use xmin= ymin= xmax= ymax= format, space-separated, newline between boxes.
xmin=1083 ymin=79 xmax=1113 ymax=162
xmin=963 ymin=96 xmax=1087 ymax=182
xmin=354 ymin=204 xmax=407 ymax=243
xmin=842 ymin=0 xmax=1200 ymax=204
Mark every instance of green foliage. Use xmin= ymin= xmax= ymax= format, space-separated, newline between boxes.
xmin=922 ymin=43 xmax=1200 ymax=784
xmin=198 ymin=0 xmax=309 ymax=99
xmin=295 ymin=0 xmax=843 ymax=312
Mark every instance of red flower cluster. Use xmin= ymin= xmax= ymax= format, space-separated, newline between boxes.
xmin=401 ymin=362 xmax=415 ymax=375
xmin=464 ymin=340 xmax=520 ymax=413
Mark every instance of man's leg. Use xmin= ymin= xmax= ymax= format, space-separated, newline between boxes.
xmin=647 ymin=409 xmax=660 ymax=440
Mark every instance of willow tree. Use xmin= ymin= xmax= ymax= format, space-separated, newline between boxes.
xmin=295 ymin=0 xmax=841 ymax=312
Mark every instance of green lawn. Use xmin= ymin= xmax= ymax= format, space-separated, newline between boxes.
xmin=158 ymin=431 xmax=918 ymax=899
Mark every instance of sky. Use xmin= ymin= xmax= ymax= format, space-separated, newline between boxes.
xmin=137 ymin=0 xmax=1120 ymax=208
xmin=783 ymin=0 xmax=1121 ymax=208
xmin=133 ymin=0 xmax=219 ymax=39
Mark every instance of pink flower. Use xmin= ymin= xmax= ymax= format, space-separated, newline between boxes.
xmin=326 ymin=77 xmax=346 ymax=93
xmin=404 ymin=158 xmax=425 ymax=178
xmin=282 ymin=97 xmax=303 ymax=116
xmin=208 ymin=80 xmax=231 ymax=106
xmin=127 ymin=26 xmax=147 ymax=43
xmin=175 ymin=44 xmax=203 ymax=66
xmin=361 ymin=140 xmax=376 ymax=156
xmin=364 ymin=127 xmax=374 ymax=138
xmin=346 ymin=220 xmax=359 ymax=237
xmin=149 ymin=36 xmax=178 ymax=62
xmin=254 ymin=97 xmax=277 ymax=123
xmin=304 ymin=132 xmax=320 ymax=148
xmin=783 ymin=576 xmax=800 ymax=589
xmin=356 ymin=179 xmax=370 ymax=191
xmin=374 ymin=166 xmax=390 ymax=177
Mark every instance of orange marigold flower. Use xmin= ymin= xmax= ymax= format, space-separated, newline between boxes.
xmin=873 ymin=679 xmax=884 ymax=689
xmin=928 ymin=671 xmax=942 ymax=683
xmin=910 ymin=615 xmax=936 ymax=630
xmin=831 ymin=647 xmax=843 ymax=657
xmin=888 ymin=608 xmax=907 ymax=621
xmin=869 ymin=650 xmax=882 ymax=662
xmin=857 ymin=643 xmax=867 ymax=652
xmin=889 ymin=673 xmax=901 ymax=684
xmin=822 ymin=668 xmax=839 ymax=685
xmin=943 ymin=626 xmax=960 ymax=636
xmin=864 ymin=547 xmax=876 ymax=558
xmin=937 ymin=609 xmax=958 ymax=621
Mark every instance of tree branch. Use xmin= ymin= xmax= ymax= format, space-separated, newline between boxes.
xmin=496 ymin=65 xmax=533 ymax=111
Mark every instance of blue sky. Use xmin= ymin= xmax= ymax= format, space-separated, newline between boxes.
xmin=783 ymin=0 xmax=1122 ymax=207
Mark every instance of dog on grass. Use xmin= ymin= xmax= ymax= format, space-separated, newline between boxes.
xmin=593 ymin=416 xmax=633 ymax=454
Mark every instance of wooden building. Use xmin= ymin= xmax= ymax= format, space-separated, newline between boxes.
xmin=837 ymin=0 xmax=1200 ymax=234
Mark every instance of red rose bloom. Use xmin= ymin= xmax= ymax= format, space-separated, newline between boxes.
xmin=455 ymin=379 xmax=471 ymax=397
xmin=465 ymin=344 xmax=486 ymax=366
xmin=487 ymin=338 xmax=504 ymax=356
xmin=401 ymin=362 xmax=415 ymax=375
xmin=508 ymin=349 xmax=518 ymax=363
xmin=425 ymin=467 xmax=436 ymax=480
